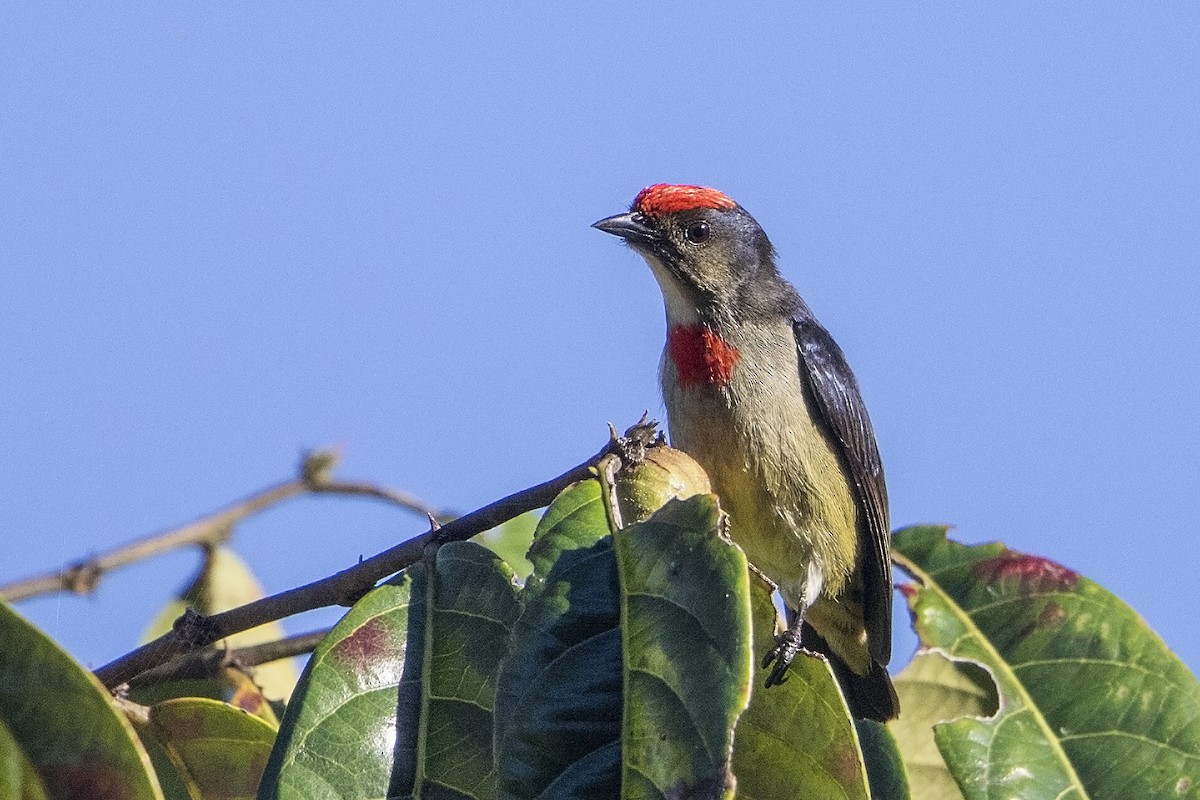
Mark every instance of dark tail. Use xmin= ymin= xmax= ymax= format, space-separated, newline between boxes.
xmin=802 ymin=621 xmax=899 ymax=722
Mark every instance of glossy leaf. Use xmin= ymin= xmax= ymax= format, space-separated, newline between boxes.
xmin=127 ymin=709 xmax=195 ymax=800
xmin=259 ymin=569 xmax=413 ymax=799
xmin=494 ymin=479 xmax=620 ymax=798
xmin=894 ymin=525 xmax=1200 ymax=800
xmin=390 ymin=542 xmax=521 ymax=798
xmin=258 ymin=541 xmax=519 ymax=800
xmin=614 ymin=494 xmax=751 ymax=799
xmin=474 ymin=510 xmax=539 ymax=582
xmin=855 ymin=720 xmax=911 ymax=800
xmin=521 ymin=478 xmax=611 ymax=601
xmin=0 ymin=599 xmax=163 ymax=800
xmin=731 ymin=576 xmax=872 ymax=800
xmin=497 ymin=468 xmax=753 ymax=799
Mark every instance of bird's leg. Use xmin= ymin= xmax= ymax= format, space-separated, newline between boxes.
xmin=761 ymin=561 xmax=824 ymax=687
xmin=762 ymin=609 xmax=806 ymax=687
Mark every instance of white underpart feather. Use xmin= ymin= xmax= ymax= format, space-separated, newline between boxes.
xmin=638 ymin=252 xmax=700 ymax=325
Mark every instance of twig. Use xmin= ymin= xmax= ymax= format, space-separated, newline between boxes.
xmin=0 ymin=449 xmax=447 ymax=602
xmin=126 ymin=629 xmax=330 ymax=690
xmin=95 ymin=424 xmax=649 ymax=691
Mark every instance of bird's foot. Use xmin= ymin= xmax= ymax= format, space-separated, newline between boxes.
xmin=761 ymin=625 xmax=805 ymax=687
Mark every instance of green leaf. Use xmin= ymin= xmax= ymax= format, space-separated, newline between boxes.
xmin=474 ymin=510 xmax=539 ymax=582
xmin=731 ymin=577 xmax=872 ymax=800
xmin=259 ymin=570 xmax=413 ymax=799
xmin=497 ymin=474 xmax=753 ymax=799
xmin=0 ymin=599 xmax=163 ymax=800
xmin=391 ymin=543 xmax=521 ymax=799
xmin=494 ymin=479 xmax=621 ymax=798
xmin=894 ymin=525 xmax=1200 ymax=800
xmin=890 ymin=650 xmax=996 ymax=800
xmin=126 ymin=708 xmax=195 ymax=800
xmin=143 ymin=698 xmax=277 ymax=800
xmin=614 ymin=494 xmax=751 ymax=799
xmin=522 ymin=478 xmax=611 ymax=601
xmin=0 ymin=716 xmax=48 ymax=800
xmin=855 ymin=720 xmax=911 ymax=800
xmin=258 ymin=541 xmax=519 ymax=800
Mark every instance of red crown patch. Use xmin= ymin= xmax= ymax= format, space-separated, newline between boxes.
xmin=633 ymin=184 xmax=737 ymax=216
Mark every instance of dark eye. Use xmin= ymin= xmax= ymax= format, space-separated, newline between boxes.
xmin=684 ymin=220 xmax=710 ymax=244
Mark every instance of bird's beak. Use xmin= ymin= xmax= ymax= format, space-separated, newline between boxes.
xmin=592 ymin=212 xmax=659 ymax=248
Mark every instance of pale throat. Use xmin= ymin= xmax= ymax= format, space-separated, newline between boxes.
xmin=640 ymin=252 xmax=701 ymax=326
xmin=637 ymin=254 xmax=742 ymax=389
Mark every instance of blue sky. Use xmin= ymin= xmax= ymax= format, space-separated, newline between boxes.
xmin=3 ymin=5 xmax=1197 ymax=677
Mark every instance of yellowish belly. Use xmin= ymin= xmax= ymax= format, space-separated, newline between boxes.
xmin=661 ymin=353 xmax=859 ymax=606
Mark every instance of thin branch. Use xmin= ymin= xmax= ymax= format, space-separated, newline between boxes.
xmin=94 ymin=423 xmax=651 ymax=691
xmin=126 ymin=629 xmax=329 ymax=690
xmin=311 ymin=480 xmax=450 ymax=522
xmin=0 ymin=449 xmax=447 ymax=602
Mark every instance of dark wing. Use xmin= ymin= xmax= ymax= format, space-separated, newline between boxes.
xmin=792 ymin=312 xmax=892 ymax=664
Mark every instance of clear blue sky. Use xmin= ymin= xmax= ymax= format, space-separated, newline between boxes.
xmin=3 ymin=6 xmax=1197 ymax=677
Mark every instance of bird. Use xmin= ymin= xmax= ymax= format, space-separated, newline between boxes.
xmin=593 ymin=184 xmax=898 ymax=721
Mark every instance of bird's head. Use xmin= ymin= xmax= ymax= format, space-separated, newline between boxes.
xmin=593 ymin=184 xmax=788 ymax=324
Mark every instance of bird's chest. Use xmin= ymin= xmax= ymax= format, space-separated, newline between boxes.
xmin=658 ymin=322 xmax=858 ymax=597
xmin=658 ymin=322 xmax=805 ymax=464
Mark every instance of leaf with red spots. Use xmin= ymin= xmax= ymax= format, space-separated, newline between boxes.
xmin=256 ymin=541 xmax=520 ymax=800
xmin=892 ymin=525 xmax=1200 ymax=800
xmin=0 ymin=600 xmax=164 ymax=800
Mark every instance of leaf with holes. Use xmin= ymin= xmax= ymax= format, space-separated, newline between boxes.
xmin=890 ymin=649 xmax=998 ymax=800
xmin=893 ymin=525 xmax=1200 ymax=800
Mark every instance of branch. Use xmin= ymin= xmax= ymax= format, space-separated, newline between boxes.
xmin=94 ymin=421 xmax=654 ymax=691
xmin=0 ymin=449 xmax=447 ymax=602
xmin=126 ymin=629 xmax=329 ymax=690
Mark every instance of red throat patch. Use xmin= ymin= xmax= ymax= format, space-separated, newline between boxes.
xmin=668 ymin=325 xmax=741 ymax=387
xmin=634 ymin=184 xmax=737 ymax=216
